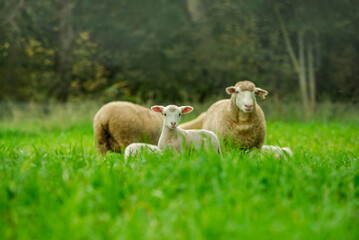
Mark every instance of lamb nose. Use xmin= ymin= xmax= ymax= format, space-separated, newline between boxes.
xmin=171 ymin=122 xmax=176 ymax=126
xmin=245 ymin=104 xmax=253 ymax=108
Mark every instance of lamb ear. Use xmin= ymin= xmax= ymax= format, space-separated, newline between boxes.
xmin=180 ymin=106 xmax=193 ymax=114
xmin=151 ymin=105 xmax=164 ymax=113
xmin=255 ymin=87 xmax=268 ymax=99
xmin=226 ymin=87 xmax=236 ymax=95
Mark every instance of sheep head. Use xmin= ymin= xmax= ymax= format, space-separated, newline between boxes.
xmin=151 ymin=105 xmax=193 ymax=129
xmin=226 ymin=80 xmax=268 ymax=113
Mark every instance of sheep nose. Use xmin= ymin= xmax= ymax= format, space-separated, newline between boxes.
xmin=171 ymin=122 xmax=176 ymax=127
xmin=245 ymin=104 xmax=253 ymax=108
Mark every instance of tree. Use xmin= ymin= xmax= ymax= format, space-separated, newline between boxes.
xmin=274 ymin=3 xmax=319 ymax=116
xmin=53 ymin=0 xmax=75 ymax=102
xmin=0 ymin=0 xmax=24 ymax=100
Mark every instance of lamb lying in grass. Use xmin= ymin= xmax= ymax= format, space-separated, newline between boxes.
xmin=151 ymin=105 xmax=222 ymax=155
xmin=124 ymin=143 xmax=161 ymax=159
xmin=261 ymin=145 xmax=293 ymax=158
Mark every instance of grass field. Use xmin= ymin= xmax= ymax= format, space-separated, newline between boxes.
xmin=1 ymin=103 xmax=359 ymax=239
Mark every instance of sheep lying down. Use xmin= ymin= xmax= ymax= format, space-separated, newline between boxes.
xmin=260 ymin=145 xmax=293 ymax=158
xmin=180 ymin=80 xmax=268 ymax=150
xmin=152 ymin=105 xmax=222 ymax=155
xmin=93 ymin=101 xmax=163 ymax=155
xmin=178 ymin=80 xmax=293 ymax=157
xmin=124 ymin=143 xmax=293 ymax=160
xmin=124 ymin=143 xmax=161 ymax=159
xmin=124 ymin=104 xmax=222 ymax=159
xmin=124 ymin=101 xmax=293 ymax=159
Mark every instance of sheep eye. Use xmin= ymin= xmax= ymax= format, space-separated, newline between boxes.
xmin=178 ymin=113 xmax=181 ymax=117
xmin=164 ymin=113 xmax=167 ymax=116
xmin=235 ymin=91 xmax=239 ymax=93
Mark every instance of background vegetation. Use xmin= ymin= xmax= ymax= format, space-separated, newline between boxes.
xmin=1 ymin=0 xmax=358 ymax=116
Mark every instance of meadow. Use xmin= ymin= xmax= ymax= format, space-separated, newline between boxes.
xmin=0 ymin=102 xmax=359 ymax=239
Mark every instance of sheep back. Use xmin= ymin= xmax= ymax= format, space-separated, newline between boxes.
xmin=184 ymin=129 xmax=221 ymax=152
xmin=178 ymin=112 xmax=206 ymax=130
xmin=93 ymin=101 xmax=163 ymax=155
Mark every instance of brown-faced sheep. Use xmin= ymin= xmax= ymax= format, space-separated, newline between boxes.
xmin=179 ymin=80 xmax=268 ymax=150
xmin=93 ymin=101 xmax=163 ymax=155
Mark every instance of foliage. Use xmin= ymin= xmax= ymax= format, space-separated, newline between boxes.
xmin=0 ymin=0 xmax=358 ymax=104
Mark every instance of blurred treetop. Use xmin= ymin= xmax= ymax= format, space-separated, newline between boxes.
xmin=0 ymin=0 xmax=358 ymax=113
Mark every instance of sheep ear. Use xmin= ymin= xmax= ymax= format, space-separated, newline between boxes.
xmin=226 ymin=87 xmax=236 ymax=95
xmin=151 ymin=105 xmax=164 ymax=113
xmin=180 ymin=106 xmax=193 ymax=114
xmin=255 ymin=87 xmax=268 ymax=99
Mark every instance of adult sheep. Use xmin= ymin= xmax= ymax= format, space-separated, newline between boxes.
xmin=179 ymin=80 xmax=268 ymax=150
xmin=93 ymin=101 xmax=163 ymax=155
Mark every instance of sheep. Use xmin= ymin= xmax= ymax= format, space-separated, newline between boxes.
xmin=93 ymin=101 xmax=163 ymax=155
xmin=124 ymin=143 xmax=161 ymax=159
xmin=178 ymin=112 xmax=206 ymax=130
xmin=179 ymin=80 xmax=268 ymax=150
xmin=151 ymin=105 xmax=222 ymax=155
xmin=261 ymin=145 xmax=293 ymax=158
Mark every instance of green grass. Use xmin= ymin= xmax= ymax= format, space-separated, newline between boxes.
xmin=1 ymin=104 xmax=359 ymax=239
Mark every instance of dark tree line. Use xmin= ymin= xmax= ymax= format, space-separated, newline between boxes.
xmin=0 ymin=0 xmax=358 ymax=115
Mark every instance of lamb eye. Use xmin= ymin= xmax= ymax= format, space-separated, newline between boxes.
xmin=164 ymin=113 xmax=166 ymax=116
xmin=179 ymin=113 xmax=181 ymax=117
xmin=235 ymin=91 xmax=239 ymax=93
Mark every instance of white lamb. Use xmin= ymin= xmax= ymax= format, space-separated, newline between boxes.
xmin=151 ymin=105 xmax=222 ymax=155
xmin=124 ymin=143 xmax=161 ymax=160
xmin=261 ymin=145 xmax=293 ymax=158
